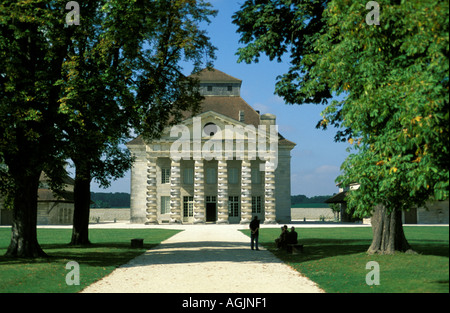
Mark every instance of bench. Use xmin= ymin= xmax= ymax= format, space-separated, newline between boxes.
xmin=131 ymin=238 xmax=144 ymax=248
xmin=287 ymin=244 xmax=304 ymax=255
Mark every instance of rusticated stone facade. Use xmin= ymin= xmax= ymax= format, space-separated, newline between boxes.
xmin=127 ymin=69 xmax=296 ymax=224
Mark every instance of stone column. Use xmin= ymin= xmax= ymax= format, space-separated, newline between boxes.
xmin=264 ymin=161 xmax=276 ymax=224
xmin=217 ymin=160 xmax=229 ymax=224
xmin=129 ymin=144 xmax=147 ymax=224
xmin=240 ymin=159 xmax=252 ymax=224
xmin=193 ymin=160 xmax=205 ymax=224
xmin=170 ymin=159 xmax=182 ymax=223
xmin=146 ymin=156 xmax=158 ymax=224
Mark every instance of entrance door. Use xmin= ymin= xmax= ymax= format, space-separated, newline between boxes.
xmin=206 ymin=196 xmax=216 ymax=222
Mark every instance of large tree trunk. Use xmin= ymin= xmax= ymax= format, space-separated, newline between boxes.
xmin=5 ymin=172 xmax=47 ymax=258
xmin=367 ymin=204 xmax=415 ymax=255
xmin=70 ymin=162 xmax=92 ymax=246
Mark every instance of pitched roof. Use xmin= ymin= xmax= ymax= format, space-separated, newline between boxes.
xmin=183 ymin=96 xmax=260 ymax=127
xmin=325 ymin=191 xmax=347 ymax=204
xmin=127 ymin=68 xmax=296 ymax=148
xmin=190 ymin=68 xmax=242 ymax=83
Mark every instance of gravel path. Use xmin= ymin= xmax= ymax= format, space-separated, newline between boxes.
xmin=80 ymin=225 xmax=323 ymax=293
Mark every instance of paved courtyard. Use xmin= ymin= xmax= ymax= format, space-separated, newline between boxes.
xmin=80 ymin=224 xmax=324 ymax=293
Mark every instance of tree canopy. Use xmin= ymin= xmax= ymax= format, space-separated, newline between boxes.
xmin=233 ymin=0 xmax=449 ymax=253
xmin=0 ymin=0 xmax=216 ymax=256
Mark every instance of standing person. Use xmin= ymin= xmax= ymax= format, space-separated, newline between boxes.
xmin=249 ymin=216 xmax=260 ymax=250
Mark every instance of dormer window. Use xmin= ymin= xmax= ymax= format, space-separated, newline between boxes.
xmin=239 ymin=110 xmax=245 ymax=122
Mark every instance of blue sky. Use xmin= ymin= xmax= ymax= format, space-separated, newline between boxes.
xmin=91 ymin=0 xmax=350 ymax=197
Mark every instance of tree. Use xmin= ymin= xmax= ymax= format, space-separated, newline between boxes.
xmin=0 ymin=0 xmax=216 ymax=256
xmin=0 ymin=0 xmax=72 ymax=257
xmin=233 ymin=0 xmax=449 ymax=254
xmin=59 ymin=0 xmax=216 ymax=245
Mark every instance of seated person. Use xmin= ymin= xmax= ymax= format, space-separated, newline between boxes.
xmin=275 ymin=225 xmax=288 ymax=249
xmin=286 ymin=226 xmax=298 ymax=245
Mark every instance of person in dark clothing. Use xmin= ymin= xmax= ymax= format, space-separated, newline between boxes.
xmin=275 ymin=225 xmax=288 ymax=250
xmin=249 ymin=216 xmax=260 ymax=250
xmin=286 ymin=226 xmax=298 ymax=245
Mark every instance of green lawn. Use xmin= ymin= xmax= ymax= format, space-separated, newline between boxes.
xmin=0 ymin=228 xmax=180 ymax=293
xmin=1 ymin=226 xmax=448 ymax=293
xmin=242 ymin=226 xmax=449 ymax=293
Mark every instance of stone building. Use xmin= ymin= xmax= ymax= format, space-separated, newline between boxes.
xmin=326 ymin=183 xmax=449 ymax=224
xmin=127 ymin=68 xmax=296 ymax=224
xmin=0 ymin=172 xmax=74 ymax=225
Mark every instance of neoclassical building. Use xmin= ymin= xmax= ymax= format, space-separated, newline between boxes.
xmin=127 ymin=68 xmax=296 ymax=224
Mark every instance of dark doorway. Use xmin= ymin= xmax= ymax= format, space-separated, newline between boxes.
xmin=206 ymin=203 xmax=216 ymax=222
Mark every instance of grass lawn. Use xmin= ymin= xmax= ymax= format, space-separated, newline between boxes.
xmin=242 ymin=226 xmax=449 ymax=293
xmin=0 ymin=228 xmax=180 ymax=293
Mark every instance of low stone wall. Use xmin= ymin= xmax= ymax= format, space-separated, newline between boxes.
xmin=291 ymin=207 xmax=336 ymax=221
xmin=90 ymin=208 xmax=130 ymax=223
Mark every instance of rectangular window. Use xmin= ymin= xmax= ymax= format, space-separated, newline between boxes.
xmin=161 ymin=168 xmax=170 ymax=184
xmin=206 ymin=168 xmax=217 ymax=184
xmin=183 ymin=196 xmax=194 ymax=217
xmin=228 ymin=168 xmax=239 ymax=184
xmin=161 ymin=196 xmax=170 ymax=214
xmin=227 ymin=86 xmax=233 ymax=92
xmin=207 ymin=86 xmax=213 ymax=91
xmin=228 ymin=196 xmax=239 ymax=217
xmin=183 ymin=168 xmax=194 ymax=184
xmin=206 ymin=196 xmax=216 ymax=203
xmin=251 ymin=167 xmax=261 ymax=184
xmin=252 ymin=196 xmax=262 ymax=214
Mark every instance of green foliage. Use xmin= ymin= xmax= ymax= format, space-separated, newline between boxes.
xmin=234 ymin=0 xmax=449 ymax=217
xmin=1 ymin=0 xmax=217 ymax=256
xmin=316 ymin=0 xmax=449 ymax=216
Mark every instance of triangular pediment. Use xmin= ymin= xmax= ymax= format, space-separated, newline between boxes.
xmin=156 ymin=110 xmax=278 ymax=143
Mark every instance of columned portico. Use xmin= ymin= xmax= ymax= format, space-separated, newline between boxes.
xmin=127 ymin=68 xmax=295 ymax=225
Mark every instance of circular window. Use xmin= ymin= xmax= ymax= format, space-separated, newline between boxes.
xmin=203 ymin=122 xmax=218 ymax=137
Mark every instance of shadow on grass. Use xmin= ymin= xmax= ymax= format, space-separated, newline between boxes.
xmin=262 ymin=238 xmax=372 ymax=263
xmin=259 ymin=237 xmax=449 ymax=263
xmin=0 ymin=242 xmax=158 ymax=267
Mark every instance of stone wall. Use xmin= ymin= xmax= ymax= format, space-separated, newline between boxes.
xmin=417 ymin=200 xmax=449 ymax=224
xmin=90 ymin=208 xmax=130 ymax=223
xmin=291 ymin=207 xmax=336 ymax=221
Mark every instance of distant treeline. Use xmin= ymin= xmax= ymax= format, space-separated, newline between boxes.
xmin=291 ymin=194 xmax=333 ymax=205
xmin=90 ymin=192 xmax=130 ymax=208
